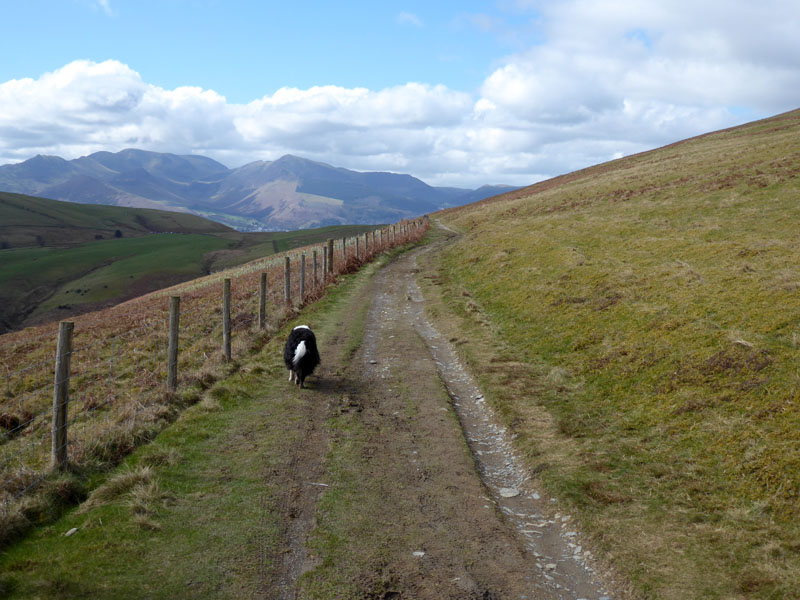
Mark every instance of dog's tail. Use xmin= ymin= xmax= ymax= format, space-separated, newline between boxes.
xmin=293 ymin=341 xmax=307 ymax=367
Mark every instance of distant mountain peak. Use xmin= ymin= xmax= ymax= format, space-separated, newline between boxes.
xmin=0 ymin=148 xmax=514 ymax=231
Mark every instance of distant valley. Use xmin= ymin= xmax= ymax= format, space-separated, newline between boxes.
xmin=0 ymin=149 xmax=517 ymax=231
xmin=0 ymin=191 xmax=379 ymax=333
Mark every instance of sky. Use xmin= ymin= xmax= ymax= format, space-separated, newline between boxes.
xmin=1 ymin=0 xmax=798 ymax=188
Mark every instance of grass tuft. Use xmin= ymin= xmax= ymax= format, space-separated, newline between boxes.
xmin=138 ymin=445 xmax=181 ymax=468
xmin=78 ymin=466 xmax=153 ymax=513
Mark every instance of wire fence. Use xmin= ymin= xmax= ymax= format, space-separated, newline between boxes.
xmin=0 ymin=218 xmax=429 ymax=513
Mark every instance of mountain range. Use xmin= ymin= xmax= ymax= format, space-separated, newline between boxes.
xmin=0 ymin=149 xmax=517 ymax=230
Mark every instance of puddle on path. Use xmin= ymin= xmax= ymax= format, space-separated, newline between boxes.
xmin=402 ymin=250 xmax=613 ymax=600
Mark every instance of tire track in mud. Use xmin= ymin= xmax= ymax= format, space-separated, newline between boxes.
xmin=266 ymin=287 xmax=377 ymax=600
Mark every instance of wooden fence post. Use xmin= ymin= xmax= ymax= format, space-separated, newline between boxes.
xmin=223 ymin=279 xmax=231 ymax=361
xmin=355 ymin=236 xmax=360 ymax=259
xmin=284 ymin=256 xmax=291 ymax=304
xmin=300 ymin=254 xmax=306 ymax=300
xmin=323 ymin=245 xmax=328 ymax=281
xmin=312 ymin=250 xmax=318 ymax=287
xmin=259 ymin=272 xmax=267 ymax=329
xmin=51 ymin=321 xmax=74 ymax=470
xmin=167 ymin=296 xmax=180 ymax=392
xmin=327 ymin=239 xmax=334 ymax=274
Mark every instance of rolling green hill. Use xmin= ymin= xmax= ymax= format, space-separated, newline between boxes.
xmin=0 ymin=191 xmax=233 ymax=249
xmin=0 ymin=192 xmax=382 ymax=333
xmin=434 ymin=108 xmax=800 ymax=598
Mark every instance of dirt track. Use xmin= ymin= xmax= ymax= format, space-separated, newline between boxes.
xmin=274 ymin=230 xmax=613 ymax=599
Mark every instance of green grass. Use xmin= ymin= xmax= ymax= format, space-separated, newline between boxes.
xmin=0 ymin=191 xmax=232 ymax=249
xmin=0 ymin=212 xmax=384 ymax=333
xmin=2 ymin=234 xmax=228 ymax=298
xmin=0 ymin=234 xmax=232 ymax=330
xmin=266 ymin=224 xmax=384 ymax=253
xmin=0 ymin=375 xmax=289 ymax=598
xmin=433 ymin=108 xmax=800 ymax=598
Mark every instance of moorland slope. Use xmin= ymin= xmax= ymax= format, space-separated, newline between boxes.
xmin=433 ymin=108 xmax=800 ymax=598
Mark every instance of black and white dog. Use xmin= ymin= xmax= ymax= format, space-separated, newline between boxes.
xmin=283 ymin=325 xmax=320 ymax=389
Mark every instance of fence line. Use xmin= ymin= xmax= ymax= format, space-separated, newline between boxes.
xmin=1 ymin=217 xmax=429 ymax=509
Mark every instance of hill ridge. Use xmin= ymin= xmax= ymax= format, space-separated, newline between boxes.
xmin=0 ymin=150 xmax=518 ymax=231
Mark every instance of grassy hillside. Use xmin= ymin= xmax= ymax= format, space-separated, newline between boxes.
xmin=211 ymin=223 xmax=391 ymax=266
xmin=0 ymin=234 xmax=231 ymax=331
xmin=0 ymin=195 xmax=383 ymax=333
xmin=0 ymin=191 xmax=233 ymax=249
xmin=434 ymin=108 xmax=800 ymax=598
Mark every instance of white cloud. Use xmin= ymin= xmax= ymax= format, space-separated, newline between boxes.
xmin=470 ymin=0 xmax=800 ymax=179
xmin=397 ymin=12 xmax=423 ymax=27
xmin=1 ymin=1 xmax=799 ymax=188
xmin=96 ymin=0 xmax=112 ymax=16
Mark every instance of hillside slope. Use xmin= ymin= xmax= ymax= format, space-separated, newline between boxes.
xmin=0 ymin=192 xmax=380 ymax=333
xmin=0 ymin=191 xmax=232 ymax=249
xmin=434 ymin=108 xmax=800 ymax=598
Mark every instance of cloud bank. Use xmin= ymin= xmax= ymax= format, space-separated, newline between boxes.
xmin=1 ymin=1 xmax=798 ymax=187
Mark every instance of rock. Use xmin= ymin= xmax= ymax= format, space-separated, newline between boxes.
xmin=64 ymin=527 xmax=78 ymax=537
xmin=499 ymin=487 xmax=519 ymax=498
xmin=545 ymin=563 xmax=557 ymax=570
xmin=369 ymin=359 xmax=378 ymax=364
xmin=412 ymin=551 xmax=425 ymax=558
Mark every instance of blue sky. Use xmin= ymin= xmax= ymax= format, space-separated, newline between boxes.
xmin=2 ymin=1 xmax=530 ymax=102
xmin=1 ymin=0 xmax=798 ymax=187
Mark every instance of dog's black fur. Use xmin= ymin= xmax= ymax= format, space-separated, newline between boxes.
xmin=283 ymin=325 xmax=320 ymax=388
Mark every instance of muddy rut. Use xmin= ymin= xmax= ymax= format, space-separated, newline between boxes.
xmin=276 ymin=232 xmax=614 ymax=599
